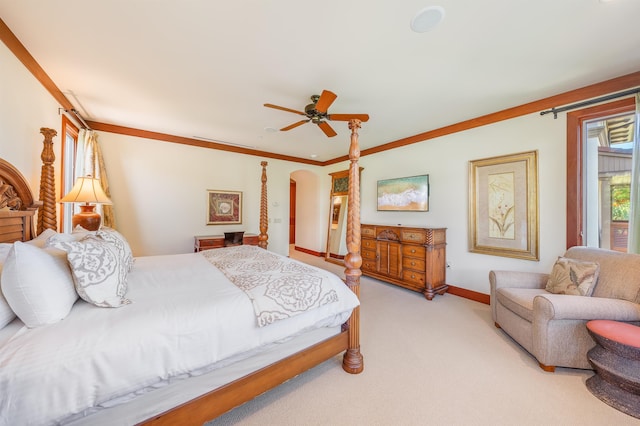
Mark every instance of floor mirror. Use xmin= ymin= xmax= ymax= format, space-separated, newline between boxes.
xmin=325 ymin=168 xmax=362 ymax=265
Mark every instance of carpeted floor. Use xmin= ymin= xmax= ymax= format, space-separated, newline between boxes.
xmin=206 ymin=249 xmax=638 ymax=426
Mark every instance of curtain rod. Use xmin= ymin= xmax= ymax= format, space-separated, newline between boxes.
xmin=540 ymin=87 xmax=640 ymax=119
xmin=59 ymin=108 xmax=92 ymax=130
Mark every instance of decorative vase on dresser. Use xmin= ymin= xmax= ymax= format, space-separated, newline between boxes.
xmin=360 ymin=224 xmax=447 ymax=300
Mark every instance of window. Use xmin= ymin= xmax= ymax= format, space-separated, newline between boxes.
xmin=61 ymin=115 xmax=79 ymax=232
xmin=566 ymin=98 xmax=635 ymax=251
xmin=611 ymin=184 xmax=630 ymax=222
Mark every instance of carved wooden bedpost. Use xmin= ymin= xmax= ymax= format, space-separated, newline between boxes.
xmin=37 ymin=128 xmax=57 ymax=234
xmin=258 ymin=161 xmax=269 ymax=249
xmin=342 ymin=119 xmax=364 ymax=374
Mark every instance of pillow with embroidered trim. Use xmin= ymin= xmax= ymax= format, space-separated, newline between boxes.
xmin=545 ymin=256 xmax=600 ymax=296
xmin=50 ymin=237 xmax=130 ymax=308
xmin=1 ymin=242 xmax=77 ymax=327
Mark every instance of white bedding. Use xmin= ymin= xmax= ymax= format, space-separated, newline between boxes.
xmin=0 ymin=248 xmax=358 ymax=425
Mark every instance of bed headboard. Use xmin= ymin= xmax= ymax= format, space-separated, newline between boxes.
xmin=0 ymin=158 xmax=41 ymax=243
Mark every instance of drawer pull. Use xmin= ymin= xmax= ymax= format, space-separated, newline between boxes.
xmin=411 ymin=274 xmax=416 ymax=279
xmin=411 ymin=261 xmax=416 ymax=266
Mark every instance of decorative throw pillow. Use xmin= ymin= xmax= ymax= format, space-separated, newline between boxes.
xmin=50 ymin=237 xmax=130 ymax=308
xmin=545 ymin=257 xmax=600 ymax=296
xmin=1 ymin=242 xmax=78 ymax=327
xmin=0 ymin=243 xmax=16 ymax=329
xmin=96 ymin=227 xmax=135 ymax=272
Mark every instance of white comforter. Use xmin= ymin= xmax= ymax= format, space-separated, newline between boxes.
xmin=0 ymin=249 xmax=358 ymax=425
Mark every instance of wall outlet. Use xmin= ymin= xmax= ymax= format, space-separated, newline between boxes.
xmin=273 ymin=218 xmax=282 ymax=223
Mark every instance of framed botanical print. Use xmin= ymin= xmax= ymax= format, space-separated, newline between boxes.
xmin=469 ymin=151 xmax=539 ymax=260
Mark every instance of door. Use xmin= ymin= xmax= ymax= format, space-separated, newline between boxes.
xmin=377 ymin=240 xmax=401 ymax=278
xmin=567 ymin=98 xmax=635 ymax=251
xmin=289 ymin=179 xmax=296 ymax=245
xmin=566 ymin=98 xmax=635 ymax=249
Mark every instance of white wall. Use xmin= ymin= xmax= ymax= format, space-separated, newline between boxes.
xmin=290 ymin=169 xmax=327 ymax=252
xmin=98 ymin=132 xmax=326 ymax=257
xmin=0 ymin=42 xmax=63 ymax=202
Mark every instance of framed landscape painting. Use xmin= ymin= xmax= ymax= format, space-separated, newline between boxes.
xmin=468 ymin=151 xmax=538 ymax=260
xmin=377 ymin=174 xmax=429 ymax=211
xmin=207 ymin=190 xmax=242 ymax=225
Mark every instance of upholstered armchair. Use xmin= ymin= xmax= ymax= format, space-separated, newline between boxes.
xmin=490 ymin=246 xmax=640 ymax=372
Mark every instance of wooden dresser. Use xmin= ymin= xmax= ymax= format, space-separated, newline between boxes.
xmin=194 ymin=233 xmax=259 ymax=252
xmin=361 ymin=224 xmax=447 ymax=300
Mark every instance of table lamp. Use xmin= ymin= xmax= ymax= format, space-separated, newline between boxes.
xmin=59 ymin=175 xmax=112 ymax=231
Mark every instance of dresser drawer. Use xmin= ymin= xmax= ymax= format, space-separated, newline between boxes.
xmin=362 ymin=248 xmax=377 ymax=261
xmin=401 ymin=229 xmax=427 ymax=244
xmin=403 ymin=270 xmax=425 ymax=286
xmin=403 ymin=257 xmax=425 ymax=271
xmin=362 ymin=260 xmax=377 ymax=272
xmin=195 ymin=236 xmax=225 ymax=251
xmin=361 ymin=238 xmax=376 ymax=250
xmin=402 ymin=244 xmax=425 ymax=258
xmin=362 ymin=226 xmax=376 ymax=238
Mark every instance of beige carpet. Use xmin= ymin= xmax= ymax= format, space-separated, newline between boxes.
xmin=207 ymin=250 xmax=638 ymax=426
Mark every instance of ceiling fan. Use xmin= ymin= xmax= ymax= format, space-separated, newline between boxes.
xmin=264 ymin=90 xmax=369 ymax=137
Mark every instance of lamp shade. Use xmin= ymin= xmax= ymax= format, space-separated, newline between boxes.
xmin=60 ymin=176 xmax=112 ymax=205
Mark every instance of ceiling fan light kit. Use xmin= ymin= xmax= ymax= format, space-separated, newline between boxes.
xmin=410 ymin=5 xmax=445 ymax=33
xmin=264 ymin=90 xmax=369 ymax=138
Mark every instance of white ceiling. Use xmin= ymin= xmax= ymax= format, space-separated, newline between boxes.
xmin=1 ymin=0 xmax=639 ymax=162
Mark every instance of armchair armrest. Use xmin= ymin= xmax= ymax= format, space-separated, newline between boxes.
xmin=534 ymin=294 xmax=640 ymax=322
xmin=489 ymin=270 xmax=549 ymax=294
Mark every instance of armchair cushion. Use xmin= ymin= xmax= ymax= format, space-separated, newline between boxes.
xmin=497 ymin=288 xmax=547 ymax=322
xmin=545 ymin=257 xmax=599 ymax=296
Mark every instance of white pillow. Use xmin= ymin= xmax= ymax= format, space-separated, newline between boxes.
xmin=1 ymin=242 xmax=78 ymax=328
xmin=50 ymin=237 xmax=130 ymax=308
xmin=25 ymin=228 xmax=58 ymax=248
xmin=0 ymin=243 xmax=16 ymax=329
xmin=96 ymin=228 xmax=135 ymax=272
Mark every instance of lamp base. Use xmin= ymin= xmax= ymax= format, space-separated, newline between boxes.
xmin=72 ymin=204 xmax=101 ymax=231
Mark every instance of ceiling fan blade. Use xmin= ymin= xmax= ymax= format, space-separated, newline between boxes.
xmin=328 ymin=113 xmax=370 ymax=122
xmin=314 ymin=90 xmax=337 ymax=114
xmin=280 ymin=120 xmax=309 ymax=131
xmin=317 ymin=121 xmax=337 ymax=137
xmin=264 ymin=103 xmax=306 ymax=116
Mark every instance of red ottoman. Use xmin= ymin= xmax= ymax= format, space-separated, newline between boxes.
xmin=586 ymin=320 xmax=640 ymax=419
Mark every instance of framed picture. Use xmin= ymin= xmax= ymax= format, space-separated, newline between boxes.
xmin=207 ymin=190 xmax=242 ymax=225
xmin=377 ymin=174 xmax=429 ymax=211
xmin=468 ymin=150 xmax=538 ymax=260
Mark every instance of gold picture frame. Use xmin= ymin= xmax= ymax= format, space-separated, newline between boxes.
xmin=207 ymin=190 xmax=242 ymax=225
xmin=468 ymin=151 xmax=539 ymax=260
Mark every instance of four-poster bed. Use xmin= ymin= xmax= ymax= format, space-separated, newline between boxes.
xmin=0 ymin=120 xmax=364 ymax=425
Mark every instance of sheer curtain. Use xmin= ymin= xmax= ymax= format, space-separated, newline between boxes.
xmin=75 ymin=129 xmax=116 ymax=229
xmin=628 ymin=93 xmax=640 ymax=254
